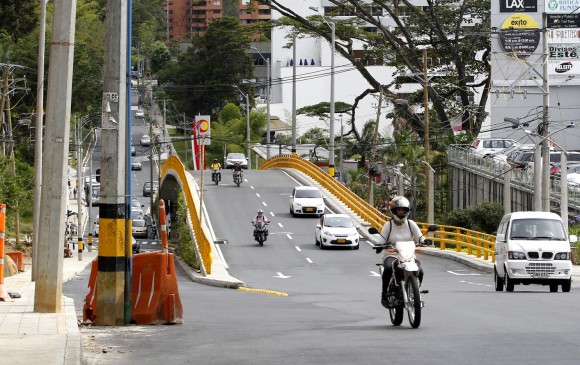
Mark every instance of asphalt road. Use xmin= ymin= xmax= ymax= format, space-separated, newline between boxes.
xmin=64 ymin=168 xmax=580 ymax=365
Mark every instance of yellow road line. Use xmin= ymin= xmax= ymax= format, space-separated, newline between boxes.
xmin=238 ymin=287 xmax=288 ymax=297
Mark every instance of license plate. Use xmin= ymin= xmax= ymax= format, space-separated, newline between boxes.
xmin=532 ymin=272 xmax=549 ymax=278
xmin=337 ymin=238 xmax=346 ymax=244
xmin=305 ymin=207 xmax=314 ymax=212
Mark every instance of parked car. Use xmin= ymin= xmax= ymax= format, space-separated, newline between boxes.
xmin=510 ymin=149 xmax=535 ymax=169
xmin=225 ymin=152 xmax=248 ymax=169
xmin=131 ymin=145 xmax=136 ymax=156
xmin=315 ymin=214 xmax=360 ymax=249
xmin=131 ymin=160 xmax=142 ymax=170
xmin=140 ymin=134 xmax=151 ymax=147
xmin=470 ymin=138 xmax=518 ymax=156
xmin=143 ymin=181 xmax=159 ymax=197
xmin=494 ymin=211 xmax=577 ymax=292
xmin=486 ymin=143 xmax=534 ymax=163
xmin=93 ymin=215 xmax=99 ymax=237
xmin=290 ymin=186 xmax=326 ymax=217
xmin=549 ymin=152 xmax=580 ymax=175
xmin=135 ymin=109 xmax=144 ymax=118
xmin=131 ymin=207 xmax=145 ymax=220
xmin=132 ymin=219 xmax=148 ymax=238
xmin=131 ymin=196 xmax=142 ymax=209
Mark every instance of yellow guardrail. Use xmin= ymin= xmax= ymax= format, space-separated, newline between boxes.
xmin=261 ymin=154 xmax=496 ymax=263
xmin=161 ymin=156 xmax=212 ymax=274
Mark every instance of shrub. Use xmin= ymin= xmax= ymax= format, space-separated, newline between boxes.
xmin=443 ymin=202 xmax=504 ymax=234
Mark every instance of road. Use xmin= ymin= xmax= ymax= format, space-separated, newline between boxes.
xmin=64 ymin=165 xmax=580 ymax=365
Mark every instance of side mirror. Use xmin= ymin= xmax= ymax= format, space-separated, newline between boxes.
xmin=316 ymin=224 xmax=321 ymax=229
xmin=496 ymin=233 xmax=505 ymax=242
xmin=427 ymin=224 xmax=439 ymax=232
xmin=368 ymin=227 xmax=379 ymax=234
xmin=569 ymin=234 xmax=578 ymax=243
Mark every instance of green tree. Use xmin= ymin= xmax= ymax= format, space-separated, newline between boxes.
xmin=262 ymin=0 xmax=491 ymax=138
xmin=158 ymin=17 xmax=256 ymax=118
xmin=0 ymin=0 xmax=39 ymax=42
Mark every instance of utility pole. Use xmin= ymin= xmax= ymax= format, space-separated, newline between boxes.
xmin=541 ymin=12 xmax=550 ymax=212
xmin=368 ymin=87 xmax=383 ymax=206
xmin=75 ymin=117 xmax=83 ymax=261
xmin=96 ymin=0 xmax=128 ymax=325
xmin=32 ymin=0 xmax=47 ymax=281
xmin=423 ymin=49 xmax=434 ymax=224
xmin=34 ymin=0 xmax=77 ymax=313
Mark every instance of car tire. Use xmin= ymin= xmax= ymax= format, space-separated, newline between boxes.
xmin=562 ymin=279 xmax=572 ymax=293
xmin=549 ymin=283 xmax=559 ymax=293
xmin=504 ymin=270 xmax=514 ymax=292
xmin=494 ymin=267 xmax=504 ymax=292
xmin=353 ymin=243 xmax=359 ymax=250
xmin=315 ymin=236 xmax=319 ymax=246
xmin=319 ymin=240 xmax=325 ymax=250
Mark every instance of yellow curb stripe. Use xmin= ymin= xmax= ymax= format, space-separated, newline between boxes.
xmin=238 ymin=287 xmax=288 ymax=297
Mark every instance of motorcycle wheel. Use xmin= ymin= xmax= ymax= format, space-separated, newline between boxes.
xmin=236 ymin=179 xmax=240 ymax=187
xmin=389 ymin=306 xmax=404 ymax=326
xmin=258 ymin=233 xmax=264 ymax=246
xmin=215 ymin=175 xmax=219 ymax=185
xmin=406 ymin=276 xmax=421 ymax=329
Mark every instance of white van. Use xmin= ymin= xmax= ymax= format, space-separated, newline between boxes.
xmin=494 ymin=211 xmax=577 ymax=293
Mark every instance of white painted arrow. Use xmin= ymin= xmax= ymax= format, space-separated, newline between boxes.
xmin=274 ymin=272 xmax=291 ymax=279
xmin=370 ymin=271 xmax=381 ymax=277
xmin=447 ymin=270 xmax=482 ymax=276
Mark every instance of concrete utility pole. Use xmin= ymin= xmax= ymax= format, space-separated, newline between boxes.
xmin=96 ymin=0 xmax=128 ymax=326
xmin=76 ymin=117 xmax=83 ymax=261
xmin=368 ymin=87 xmax=383 ymax=206
xmin=541 ymin=12 xmax=550 ymax=212
xmin=34 ymin=0 xmax=77 ymax=313
xmin=423 ymin=49 xmax=434 ymax=224
xmin=32 ymin=0 xmax=47 ymax=282
xmin=291 ymin=34 xmax=297 ymax=154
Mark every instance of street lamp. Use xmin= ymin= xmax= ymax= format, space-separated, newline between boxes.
xmin=309 ymin=6 xmax=335 ymax=177
xmin=233 ymin=85 xmax=251 ymax=170
xmin=250 ymin=47 xmax=271 ymax=160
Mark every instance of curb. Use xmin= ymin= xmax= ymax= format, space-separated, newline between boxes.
xmin=174 ymin=255 xmax=244 ymax=289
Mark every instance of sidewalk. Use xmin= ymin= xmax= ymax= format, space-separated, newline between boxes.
xmin=0 ymin=167 xmax=97 ymax=365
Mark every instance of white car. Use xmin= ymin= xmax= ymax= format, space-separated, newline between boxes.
xmin=315 ymin=214 xmax=360 ymax=249
xmin=225 ymin=152 xmax=248 ymax=169
xmin=131 ymin=160 xmax=142 ymax=170
xmin=135 ymin=109 xmax=144 ymax=118
xmin=290 ymin=186 xmax=325 ymax=217
xmin=470 ymin=138 xmax=518 ymax=156
xmin=140 ymin=134 xmax=151 ymax=147
xmin=132 ymin=219 xmax=148 ymax=238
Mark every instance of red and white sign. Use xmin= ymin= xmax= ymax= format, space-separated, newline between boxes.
xmin=195 ymin=115 xmax=211 ymax=145
xmin=548 ymin=60 xmax=580 ymax=75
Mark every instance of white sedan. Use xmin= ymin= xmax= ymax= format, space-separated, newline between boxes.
xmin=140 ymin=134 xmax=151 ymax=147
xmin=315 ymin=214 xmax=361 ymax=250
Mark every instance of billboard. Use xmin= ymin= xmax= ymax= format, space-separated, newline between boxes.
xmin=500 ymin=0 xmax=538 ymax=12
xmin=499 ymin=14 xmax=541 ymax=55
xmin=546 ymin=28 xmax=580 ymax=43
xmin=545 ymin=0 xmax=580 ymax=13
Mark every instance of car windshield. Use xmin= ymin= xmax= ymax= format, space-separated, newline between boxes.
xmin=228 ymin=153 xmax=245 ymax=159
xmin=295 ymin=189 xmax=322 ymax=198
xmin=324 ymin=217 xmax=354 ymax=228
xmin=510 ymin=218 xmax=567 ymax=240
xmin=133 ymin=220 xmax=146 ymax=227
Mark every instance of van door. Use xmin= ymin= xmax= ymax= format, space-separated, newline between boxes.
xmin=495 ymin=216 xmax=510 ymax=275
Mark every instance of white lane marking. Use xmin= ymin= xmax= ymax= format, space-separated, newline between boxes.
xmin=460 ymin=280 xmax=491 ymax=287
xmin=370 ymin=271 xmax=381 ymax=277
xmin=295 ymin=246 xmax=301 ymax=252
xmin=250 ymin=186 xmax=255 ymax=190
xmin=274 ymin=272 xmax=291 ymax=279
xmin=262 ymin=202 xmax=267 ymax=207
xmin=448 ymin=270 xmax=482 ymax=276
xmin=287 ymin=233 xmax=293 ymax=240
xmin=306 ymin=258 xmax=313 ymax=264
xmin=278 ymin=222 xmax=283 ymax=228
xmin=256 ymin=193 xmax=261 ymax=198
xmin=270 ymin=212 xmax=275 ymax=217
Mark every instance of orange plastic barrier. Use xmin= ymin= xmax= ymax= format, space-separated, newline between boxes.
xmin=132 ymin=251 xmax=183 ymax=324
xmin=6 ymin=251 xmax=25 ymax=272
xmin=82 ymin=259 xmax=98 ymax=323
xmin=83 ymin=252 xmax=182 ymax=325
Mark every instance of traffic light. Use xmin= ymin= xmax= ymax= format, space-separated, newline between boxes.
xmin=96 ymin=168 xmax=100 ymax=182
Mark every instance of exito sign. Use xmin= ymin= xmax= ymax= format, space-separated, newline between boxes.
xmin=546 ymin=0 xmax=580 ymax=13
xmin=499 ymin=14 xmax=541 ymax=56
xmin=500 ymin=0 xmax=538 ymax=12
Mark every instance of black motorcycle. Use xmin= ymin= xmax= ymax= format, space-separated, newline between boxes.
xmin=211 ymin=170 xmax=221 ymax=185
xmin=254 ymin=221 xmax=269 ymax=246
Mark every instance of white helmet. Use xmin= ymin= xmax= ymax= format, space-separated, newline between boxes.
xmin=390 ymin=196 xmax=410 ymax=223
xmin=257 ymin=209 xmax=264 ymax=215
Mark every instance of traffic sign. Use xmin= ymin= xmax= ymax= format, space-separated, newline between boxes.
xmin=195 ymin=115 xmax=211 ymax=145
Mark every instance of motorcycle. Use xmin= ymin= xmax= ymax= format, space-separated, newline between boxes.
xmin=253 ymin=221 xmax=269 ymax=246
xmin=233 ymin=170 xmax=243 ymax=187
xmin=368 ymin=224 xmax=438 ymax=329
xmin=211 ymin=170 xmax=221 ymax=185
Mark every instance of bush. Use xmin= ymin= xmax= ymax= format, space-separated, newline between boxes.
xmin=443 ymin=202 xmax=504 ymax=234
xmin=174 ymin=193 xmax=200 ymax=270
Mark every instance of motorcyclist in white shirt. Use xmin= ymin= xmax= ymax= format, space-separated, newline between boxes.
xmin=376 ymin=196 xmax=429 ymax=307
xmin=252 ymin=209 xmax=269 ymax=239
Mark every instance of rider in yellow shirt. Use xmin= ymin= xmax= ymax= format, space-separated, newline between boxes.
xmin=210 ymin=159 xmax=221 ymax=181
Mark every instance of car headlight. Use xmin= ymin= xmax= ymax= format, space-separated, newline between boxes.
xmin=295 ymin=202 xmax=302 ymax=207
xmin=508 ymin=251 xmax=526 ymax=260
xmin=322 ymin=230 xmax=333 ymax=236
xmin=554 ymin=252 xmax=570 ymax=260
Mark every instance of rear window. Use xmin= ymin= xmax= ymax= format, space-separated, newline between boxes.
xmin=295 ymin=189 xmax=322 ymax=199
xmin=133 ymin=220 xmax=146 ymax=227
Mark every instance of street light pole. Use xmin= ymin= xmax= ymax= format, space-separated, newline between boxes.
xmin=234 ymin=85 xmax=251 ymax=168
xmin=309 ymin=6 xmax=335 ymax=177
xmin=250 ymin=47 xmax=270 ymax=161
